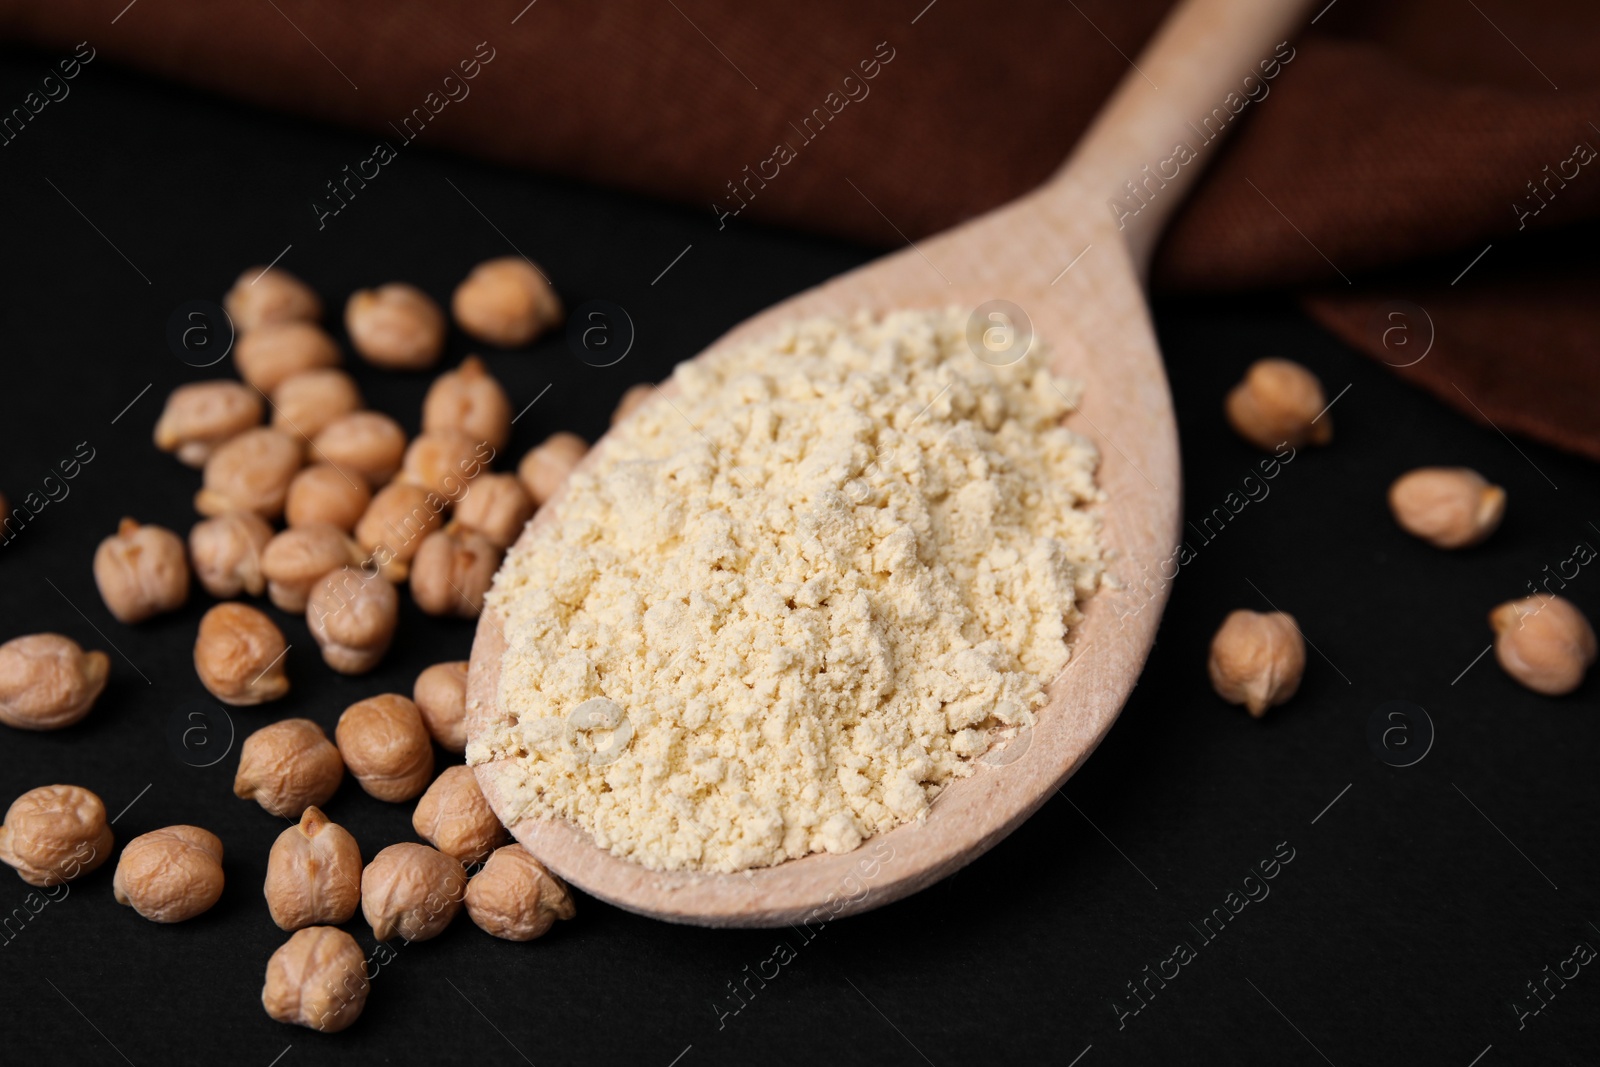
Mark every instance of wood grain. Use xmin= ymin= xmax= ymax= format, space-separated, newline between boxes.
xmin=469 ymin=0 xmax=1317 ymax=926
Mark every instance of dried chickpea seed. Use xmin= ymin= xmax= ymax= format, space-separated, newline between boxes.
xmin=195 ymin=426 xmax=303 ymax=519
xmin=261 ymin=524 xmax=361 ymax=612
xmin=307 ymin=568 xmax=399 ymax=674
xmin=113 ymin=825 xmax=224 ymax=923
xmin=611 ymin=383 xmax=654 ymax=427
xmin=153 ymin=380 xmax=263 ymax=467
xmin=0 ymin=784 xmax=113 ymax=887
xmin=311 ymin=411 xmax=407 ymax=487
xmin=411 ymin=523 xmax=500 ymax=618
xmin=414 ymin=661 xmax=470 ymax=752
xmin=285 ymin=464 xmax=371 ymax=532
xmin=189 ymin=510 xmax=273 ymax=598
xmin=399 ymin=431 xmax=491 ymax=499
xmin=265 ymin=806 xmax=363 ymax=931
xmin=337 ymin=694 xmax=434 ymax=801
xmin=454 ymin=472 xmax=533 ymax=549
xmin=355 ymin=483 xmax=444 ymax=582
xmin=235 ymin=718 xmax=344 ymax=818
xmin=465 ymin=844 xmax=574 ymax=941
xmin=225 ymin=266 xmax=321 ymax=333
xmin=0 ymin=634 xmax=110 ymax=731
xmin=451 ymin=257 xmax=561 ymax=348
xmin=262 ymin=926 xmax=370 ymax=1033
xmin=271 ymin=368 xmax=363 ymax=444
xmin=346 ymin=283 xmax=445 ymax=370
xmin=1389 ymin=467 xmax=1505 ymax=549
xmin=1225 ymin=358 xmax=1332 ymax=450
xmin=412 ymin=766 xmax=508 ymax=864
xmin=1490 ymin=595 xmax=1597 ymax=696
xmin=361 ymin=842 xmax=466 ymax=942
xmin=93 ymin=518 xmax=190 ymax=623
xmin=517 ymin=431 xmax=588 ymax=506
xmin=1208 ymin=609 xmax=1305 ymax=717
xmin=195 ymin=603 xmax=290 ymax=705
xmin=423 ymin=356 xmax=514 ymax=450
xmin=234 ymin=321 xmax=341 ymax=394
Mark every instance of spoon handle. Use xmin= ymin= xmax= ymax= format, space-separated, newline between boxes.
xmin=1052 ymin=0 xmax=1320 ymax=276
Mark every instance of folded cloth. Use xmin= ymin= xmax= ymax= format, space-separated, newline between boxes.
xmin=3 ymin=0 xmax=1594 ymax=457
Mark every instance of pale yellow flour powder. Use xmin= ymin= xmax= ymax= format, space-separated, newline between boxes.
xmin=468 ymin=308 xmax=1102 ymax=872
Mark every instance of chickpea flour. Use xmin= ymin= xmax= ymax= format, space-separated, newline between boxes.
xmin=471 ymin=309 xmax=1103 ymax=872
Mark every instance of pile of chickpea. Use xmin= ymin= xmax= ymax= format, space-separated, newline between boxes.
xmin=0 ymin=258 xmax=623 ymax=1033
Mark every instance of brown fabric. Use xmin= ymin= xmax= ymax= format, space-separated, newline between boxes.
xmin=1305 ymin=265 xmax=1600 ymax=464
xmin=4 ymin=0 xmax=1596 ymax=457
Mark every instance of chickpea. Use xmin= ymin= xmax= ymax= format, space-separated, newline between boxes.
xmin=225 ymin=265 xmax=321 ymax=333
xmin=336 ymin=694 xmax=434 ymax=801
xmin=355 ymin=483 xmax=444 ymax=582
xmin=195 ymin=426 xmax=303 ymax=519
xmin=414 ymin=661 xmax=470 ymax=753
xmin=611 ymin=383 xmax=654 ymax=427
xmin=0 ymin=634 xmax=110 ymax=731
xmin=195 ymin=603 xmax=290 ymax=705
xmin=1490 ymin=595 xmax=1597 ymax=696
xmin=411 ymin=524 xmax=500 ymax=618
xmin=306 ymin=568 xmax=399 ymax=674
xmin=422 ymin=356 xmax=514 ymax=451
xmin=265 ymin=806 xmax=363 ymax=931
xmin=465 ymin=845 xmax=574 ymax=941
xmin=1224 ymin=359 xmax=1332 ymax=450
xmin=1207 ymin=609 xmax=1305 ymax=717
xmin=360 ymin=842 xmax=466 ymax=942
xmin=345 ymin=283 xmax=445 ymax=370
xmin=270 ymin=368 xmax=363 ymax=444
xmin=153 ymin=380 xmax=263 ymax=467
xmin=234 ymin=321 xmax=341 ymax=394
xmin=285 ymin=464 xmax=370 ymax=532
xmin=112 ymin=825 xmax=225 ymax=923
xmin=261 ymin=524 xmax=361 ymax=612
xmin=0 ymin=784 xmax=113 ymax=887
xmin=93 ymin=518 xmax=190 ymax=623
xmin=451 ymin=257 xmax=561 ymax=348
xmin=399 ymin=431 xmax=491 ymax=499
xmin=454 ymin=473 xmax=533 ymax=549
xmin=311 ymin=411 xmax=407 ymax=487
xmin=234 ymin=718 xmax=344 ymax=818
xmin=189 ymin=510 xmax=274 ymax=598
xmin=517 ymin=431 xmax=588 ymax=506
xmin=262 ymin=926 xmax=370 ymax=1033
xmin=412 ymin=766 xmax=508 ymax=864
xmin=1388 ymin=467 xmax=1505 ymax=549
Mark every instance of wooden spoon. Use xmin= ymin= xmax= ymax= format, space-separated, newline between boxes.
xmin=469 ymin=0 xmax=1317 ymax=926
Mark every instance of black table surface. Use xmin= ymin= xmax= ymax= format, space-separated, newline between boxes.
xmin=2 ymin=45 xmax=1597 ymax=1067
